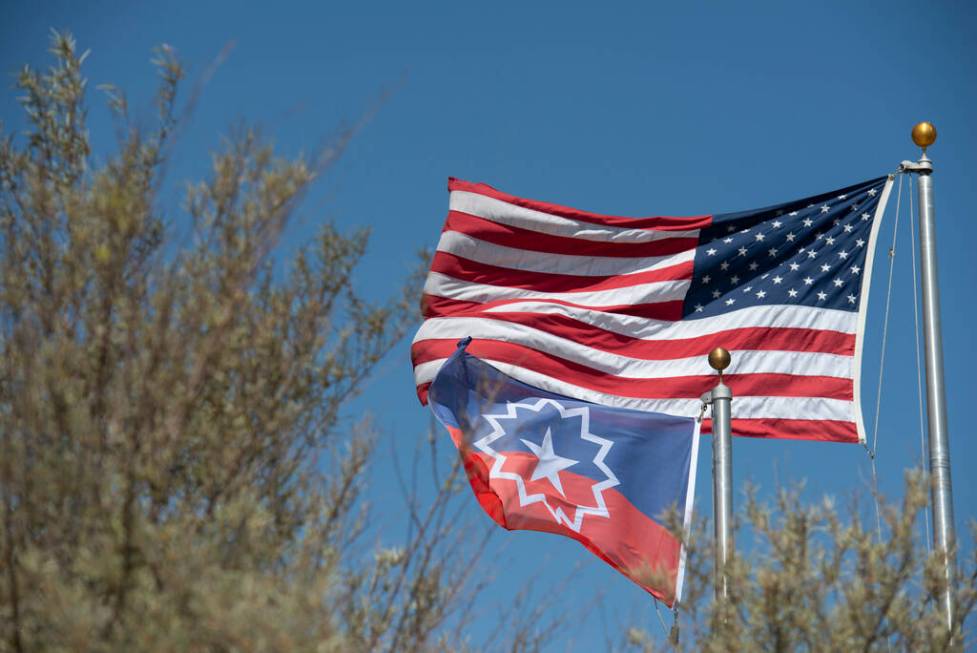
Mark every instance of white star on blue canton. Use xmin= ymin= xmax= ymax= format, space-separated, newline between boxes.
xmin=684 ymin=181 xmax=884 ymax=318
xmin=520 ymin=428 xmax=578 ymax=497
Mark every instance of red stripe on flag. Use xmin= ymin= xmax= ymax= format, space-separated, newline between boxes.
xmin=430 ymin=251 xmax=693 ymax=293
xmin=421 ymin=310 xmax=855 ymax=359
xmin=421 ymin=294 xmax=685 ymax=321
xmin=412 ymin=339 xmax=853 ymax=400
xmin=702 ymin=418 xmax=859 ymax=443
xmin=444 ymin=210 xmax=699 ymax=258
xmin=448 ymin=178 xmax=712 ymax=232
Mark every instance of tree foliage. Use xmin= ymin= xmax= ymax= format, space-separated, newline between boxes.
xmin=625 ymin=474 xmax=976 ymax=652
xmin=0 ymin=33 xmax=512 ymax=652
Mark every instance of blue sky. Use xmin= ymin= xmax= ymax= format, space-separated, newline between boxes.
xmin=3 ymin=1 xmax=976 ymax=647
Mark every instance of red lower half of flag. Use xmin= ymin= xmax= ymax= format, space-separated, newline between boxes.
xmin=446 ymin=425 xmax=683 ymax=606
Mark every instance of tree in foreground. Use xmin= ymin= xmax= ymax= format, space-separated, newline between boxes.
xmin=624 ymin=474 xmax=976 ymax=652
xmin=0 ymin=33 xmax=550 ymax=652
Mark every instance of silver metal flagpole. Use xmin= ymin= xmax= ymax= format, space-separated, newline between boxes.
xmin=901 ymin=121 xmax=956 ymax=629
xmin=704 ymin=347 xmax=733 ymax=600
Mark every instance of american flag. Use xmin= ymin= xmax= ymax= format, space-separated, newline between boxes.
xmin=412 ymin=176 xmax=894 ymax=443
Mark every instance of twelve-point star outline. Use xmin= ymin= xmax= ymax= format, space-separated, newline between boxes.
xmin=476 ymin=398 xmax=619 ymax=533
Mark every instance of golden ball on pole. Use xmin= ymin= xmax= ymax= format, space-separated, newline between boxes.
xmin=708 ymin=347 xmax=731 ymax=373
xmin=911 ymin=121 xmax=937 ymax=151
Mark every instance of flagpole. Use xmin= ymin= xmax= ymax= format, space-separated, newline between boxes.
xmin=902 ymin=121 xmax=956 ymax=629
xmin=706 ymin=347 xmax=733 ymax=600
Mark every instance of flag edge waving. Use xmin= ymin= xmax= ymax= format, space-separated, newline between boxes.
xmin=852 ymin=173 xmax=896 ymax=445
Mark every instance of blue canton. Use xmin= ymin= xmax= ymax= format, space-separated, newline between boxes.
xmin=683 ymin=176 xmax=889 ymax=318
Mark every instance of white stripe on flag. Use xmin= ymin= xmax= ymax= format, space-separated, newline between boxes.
xmin=436 ymin=230 xmax=696 ymax=277
xmin=413 ymin=317 xmax=854 ymax=379
xmin=450 ymin=190 xmax=699 ymax=242
xmin=424 ymin=271 xmax=691 ymax=307
xmin=479 ymin=301 xmax=858 ymax=338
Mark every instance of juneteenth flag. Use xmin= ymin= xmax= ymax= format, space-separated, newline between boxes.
xmin=428 ymin=340 xmax=699 ymax=605
xmin=413 ymin=176 xmax=894 ymax=443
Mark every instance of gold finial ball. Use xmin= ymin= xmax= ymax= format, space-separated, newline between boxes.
xmin=708 ymin=347 xmax=731 ymax=372
xmin=912 ymin=122 xmax=937 ymax=150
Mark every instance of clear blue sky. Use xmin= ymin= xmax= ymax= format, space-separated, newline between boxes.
xmin=3 ymin=1 xmax=976 ymax=648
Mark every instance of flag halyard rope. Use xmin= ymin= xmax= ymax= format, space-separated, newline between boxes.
xmin=867 ymin=172 xmax=904 ymax=540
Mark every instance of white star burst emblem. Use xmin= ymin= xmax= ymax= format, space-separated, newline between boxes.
xmin=477 ymin=399 xmax=619 ymax=532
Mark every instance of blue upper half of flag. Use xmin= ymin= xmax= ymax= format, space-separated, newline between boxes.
xmin=429 ymin=340 xmax=696 ymax=524
xmin=684 ymin=176 xmax=889 ymax=318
